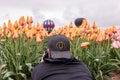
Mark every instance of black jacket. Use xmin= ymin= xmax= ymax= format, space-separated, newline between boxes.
xmin=32 ymin=54 xmax=94 ymax=80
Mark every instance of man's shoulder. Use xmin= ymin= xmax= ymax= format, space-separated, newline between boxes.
xmin=31 ymin=62 xmax=46 ymax=77
xmin=33 ymin=62 xmax=46 ymax=70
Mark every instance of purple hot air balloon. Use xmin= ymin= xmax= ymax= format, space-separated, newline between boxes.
xmin=74 ymin=18 xmax=85 ymax=27
xmin=43 ymin=19 xmax=55 ymax=33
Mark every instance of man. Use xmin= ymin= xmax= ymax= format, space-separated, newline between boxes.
xmin=32 ymin=34 xmax=94 ymax=80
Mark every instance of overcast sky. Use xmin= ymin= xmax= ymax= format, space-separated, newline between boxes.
xmin=0 ymin=0 xmax=120 ymax=29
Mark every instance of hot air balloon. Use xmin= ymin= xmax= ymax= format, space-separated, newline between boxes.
xmin=43 ymin=19 xmax=55 ymax=34
xmin=74 ymin=18 xmax=86 ymax=27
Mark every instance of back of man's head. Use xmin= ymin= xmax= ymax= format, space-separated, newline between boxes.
xmin=48 ymin=34 xmax=71 ymax=58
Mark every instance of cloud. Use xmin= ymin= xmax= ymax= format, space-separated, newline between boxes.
xmin=32 ymin=9 xmax=45 ymax=24
xmin=0 ymin=0 xmax=120 ymax=28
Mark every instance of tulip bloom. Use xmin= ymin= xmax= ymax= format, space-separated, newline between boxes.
xmin=112 ymin=28 xmax=120 ymax=42
xmin=105 ymin=35 xmax=110 ymax=41
xmin=81 ymin=42 xmax=90 ymax=48
xmin=36 ymin=34 xmax=42 ymax=43
xmin=26 ymin=31 xmax=33 ymax=39
xmin=0 ymin=28 xmax=2 ymax=35
xmin=14 ymin=21 xmax=19 ymax=29
xmin=96 ymin=32 xmax=105 ymax=43
xmin=7 ymin=33 xmax=12 ymax=38
xmin=19 ymin=16 xmax=26 ymax=26
xmin=12 ymin=32 xmax=18 ymax=39
xmin=0 ymin=39 xmax=5 ymax=42
xmin=111 ymin=41 xmax=120 ymax=48
xmin=89 ymin=33 xmax=96 ymax=41
xmin=92 ymin=21 xmax=97 ymax=29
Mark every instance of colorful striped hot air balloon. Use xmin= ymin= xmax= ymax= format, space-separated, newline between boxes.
xmin=43 ymin=19 xmax=55 ymax=34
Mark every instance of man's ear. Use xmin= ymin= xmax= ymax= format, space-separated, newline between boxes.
xmin=70 ymin=48 xmax=72 ymax=55
xmin=47 ymin=48 xmax=51 ymax=57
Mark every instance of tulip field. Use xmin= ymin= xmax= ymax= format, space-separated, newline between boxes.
xmin=0 ymin=16 xmax=120 ymax=80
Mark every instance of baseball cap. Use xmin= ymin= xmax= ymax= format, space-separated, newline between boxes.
xmin=48 ymin=34 xmax=71 ymax=58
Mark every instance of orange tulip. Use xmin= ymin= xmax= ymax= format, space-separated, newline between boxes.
xmin=8 ymin=20 xmax=12 ymax=29
xmin=28 ymin=24 xmax=32 ymax=30
xmin=22 ymin=27 xmax=27 ymax=33
xmin=105 ymin=35 xmax=110 ymax=41
xmin=112 ymin=26 xmax=117 ymax=33
xmin=79 ymin=27 xmax=85 ymax=33
xmin=92 ymin=21 xmax=97 ymax=29
xmin=104 ymin=29 xmax=109 ymax=35
xmin=30 ymin=16 xmax=33 ymax=23
xmin=36 ymin=23 xmax=41 ymax=31
xmin=26 ymin=30 xmax=33 ymax=39
xmin=85 ymin=24 xmax=91 ymax=30
xmin=96 ymin=33 xmax=104 ymax=43
xmin=3 ymin=22 xmax=7 ymax=30
xmin=0 ymin=39 xmax=5 ymax=42
xmin=81 ymin=42 xmax=90 ymax=48
xmin=89 ymin=33 xmax=96 ymax=41
xmin=69 ymin=22 xmax=73 ymax=28
xmin=108 ymin=32 xmax=113 ymax=37
xmin=32 ymin=29 xmax=37 ymax=37
xmin=7 ymin=33 xmax=12 ymax=38
xmin=36 ymin=34 xmax=42 ymax=43
xmin=19 ymin=16 xmax=26 ymax=26
xmin=80 ymin=19 xmax=87 ymax=28
xmin=93 ymin=27 xmax=100 ymax=33
xmin=1 ymin=33 xmax=4 ymax=38
xmin=26 ymin=16 xmax=29 ymax=24
xmin=0 ymin=28 xmax=2 ymax=35
xmin=14 ymin=21 xmax=19 ymax=30
xmin=104 ymin=26 xmax=116 ymax=37
xmin=86 ymin=29 xmax=92 ymax=34
xmin=12 ymin=31 xmax=18 ymax=39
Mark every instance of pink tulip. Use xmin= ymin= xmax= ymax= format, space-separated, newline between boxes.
xmin=117 ymin=36 xmax=120 ymax=42
xmin=111 ymin=41 xmax=120 ymax=48
xmin=112 ymin=27 xmax=120 ymax=41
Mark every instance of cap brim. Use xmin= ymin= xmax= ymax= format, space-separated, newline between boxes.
xmin=51 ymin=51 xmax=71 ymax=58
